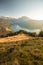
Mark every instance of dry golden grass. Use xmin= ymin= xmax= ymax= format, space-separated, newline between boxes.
xmin=0 ymin=34 xmax=30 ymax=43
xmin=0 ymin=34 xmax=43 ymax=65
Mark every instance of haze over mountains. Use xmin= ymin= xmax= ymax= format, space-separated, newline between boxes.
xmin=8 ymin=16 xmax=43 ymax=30
xmin=0 ymin=16 xmax=43 ymax=36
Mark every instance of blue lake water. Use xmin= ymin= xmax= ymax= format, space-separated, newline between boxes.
xmin=10 ymin=24 xmax=41 ymax=34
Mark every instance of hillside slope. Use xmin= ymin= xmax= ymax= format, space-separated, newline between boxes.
xmin=0 ymin=34 xmax=30 ymax=43
xmin=0 ymin=17 xmax=12 ymax=36
xmin=0 ymin=36 xmax=43 ymax=65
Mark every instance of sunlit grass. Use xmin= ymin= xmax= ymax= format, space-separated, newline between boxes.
xmin=0 ymin=37 xmax=43 ymax=65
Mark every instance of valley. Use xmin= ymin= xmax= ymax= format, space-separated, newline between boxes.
xmin=0 ymin=16 xmax=43 ymax=65
xmin=0 ymin=0 xmax=43 ymax=65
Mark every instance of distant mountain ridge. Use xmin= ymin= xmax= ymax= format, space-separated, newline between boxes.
xmin=0 ymin=16 xmax=43 ymax=36
xmin=8 ymin=16 xmax=43 ymax=30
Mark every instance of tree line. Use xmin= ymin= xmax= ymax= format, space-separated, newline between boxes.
xmin=0 ymin=30 xmax=43 ymax=38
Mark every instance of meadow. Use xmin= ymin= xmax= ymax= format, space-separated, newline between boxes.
xmin=0 ymin=37 xmax=43 ymax=65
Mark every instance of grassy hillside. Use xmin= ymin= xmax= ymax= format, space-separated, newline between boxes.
xmin=0 ymin=37 xmax=43 ymax=65
xmin=0 ymin=16 xmax=43 ymax=65
xmin=0 ymin=17 xmax=13 ymax=36
xmin=0 ymin=34 xmax=30 ymax=43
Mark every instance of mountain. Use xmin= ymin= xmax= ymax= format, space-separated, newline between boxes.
xmin=0 ymin=16 xmax=43 ymax=36
xmin=0 ymin=16 xmax=12 ymax=36
xmin=17 ymin=17 xmax=43 ymax=30
xmin=8 ymin=16 xmax=41 ymax=34
xmin=9 ymin=16 xmax=43 ymax=31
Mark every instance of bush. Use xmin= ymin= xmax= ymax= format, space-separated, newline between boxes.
xmin=39 ymin=31 xmax=43 ymax=37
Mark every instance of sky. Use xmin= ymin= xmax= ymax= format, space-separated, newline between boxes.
xmin=0 ymin=0 xmax=43 ymax=20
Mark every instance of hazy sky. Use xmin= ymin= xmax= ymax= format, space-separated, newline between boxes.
xmin=0 ymin=0 xmax=43 ymax=20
